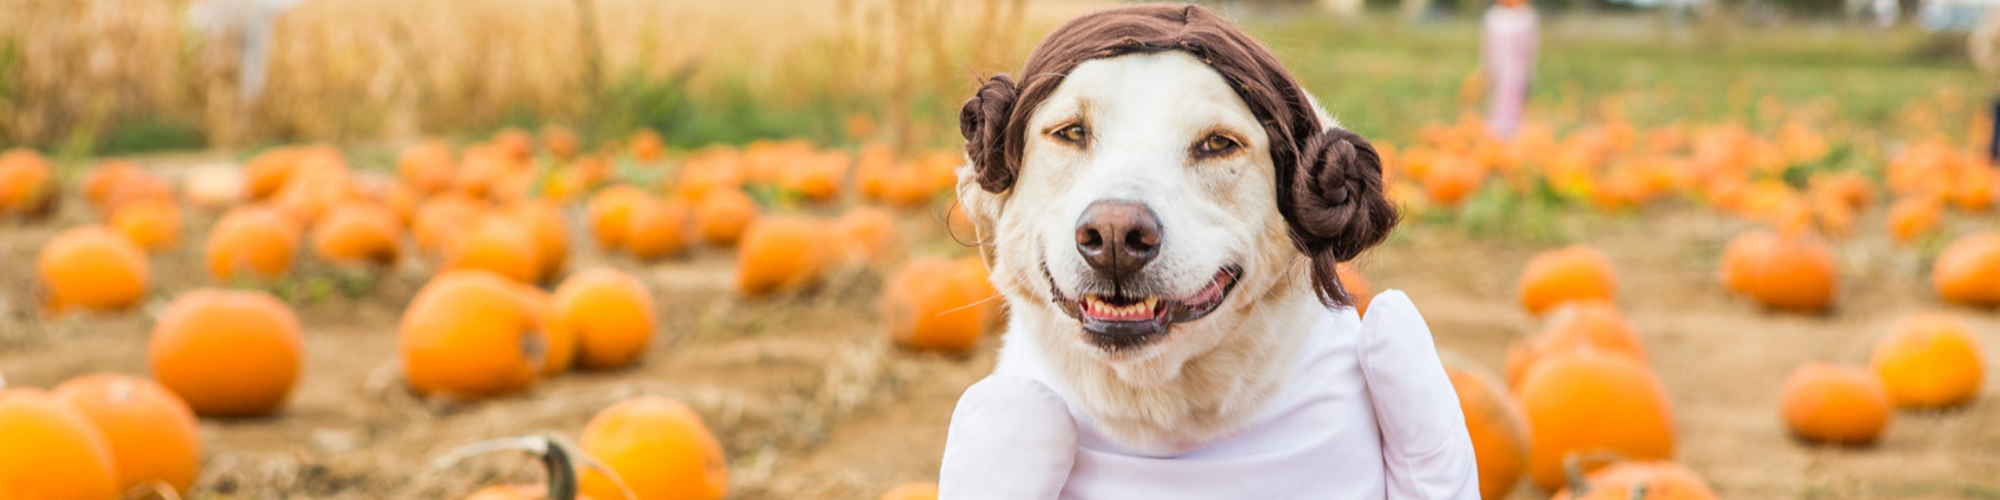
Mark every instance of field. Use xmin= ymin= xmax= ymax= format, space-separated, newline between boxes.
xmin=4 ymin=1 xmax=2000 ymax=499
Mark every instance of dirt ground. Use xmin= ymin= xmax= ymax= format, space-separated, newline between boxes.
xmin=2 ymin=156 xmax=1998 ymax=500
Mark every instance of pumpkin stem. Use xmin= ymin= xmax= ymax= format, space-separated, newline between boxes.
xmin=1561 ymin=449 xmax=1630 ymax=497
xmin=429 ymin=434 xmax=640 ymax=500
xmin=118 ymin=480 xmax=180 ymax=500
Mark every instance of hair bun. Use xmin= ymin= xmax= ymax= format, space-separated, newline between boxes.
xmin=1286 ymin=126 xmax=1400 ymax=306
xmin=960 ymin=75 xmax=1021 ymax=193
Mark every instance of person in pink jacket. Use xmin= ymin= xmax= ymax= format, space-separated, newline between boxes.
xmin=1479 ymin=0 xmax=1539 ymax=140
xmin=942 ymin=5 xmax=1479 ymax=499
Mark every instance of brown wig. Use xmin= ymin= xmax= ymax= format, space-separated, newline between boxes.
xmin=958 ymin=4 xmax=1399 ymax=307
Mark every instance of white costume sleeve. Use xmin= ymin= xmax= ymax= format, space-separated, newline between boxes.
xmin=938 ymin=374 xmax=1078 ymax=500
xmin=1359 ymin=290 xmax=1482 ymax=500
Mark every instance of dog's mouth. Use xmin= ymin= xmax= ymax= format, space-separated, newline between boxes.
xmin=1047 ymin=264 xmax=1242 ymax=352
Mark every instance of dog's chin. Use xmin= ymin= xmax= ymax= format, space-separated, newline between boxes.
xmin=1046 ymin=265 xmax=1242 ymax=355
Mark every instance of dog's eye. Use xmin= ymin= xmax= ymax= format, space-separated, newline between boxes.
xmin=1053 ymin=124 xmax=1088 ymax=144
xmin=1197 ymin=134 xmax=1239 ymax=155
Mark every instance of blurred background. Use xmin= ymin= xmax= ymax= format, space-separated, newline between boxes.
xmin=3 ymin=1 xmax=1999 ymax=500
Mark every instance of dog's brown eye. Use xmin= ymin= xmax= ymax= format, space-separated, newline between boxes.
xmin=1054 ymin=124 xmax=1088 ymax=144
xmin=1198 ymin=134 xmax=1238 ymax=154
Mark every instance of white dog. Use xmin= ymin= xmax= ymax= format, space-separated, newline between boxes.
xmin=938 ymin=5 xmax=1478 ymax=499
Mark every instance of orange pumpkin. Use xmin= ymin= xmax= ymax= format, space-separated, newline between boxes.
xmin=880 ymin=483 xmax=940 ymax=500
xmin=1718 ymin=231 xmax=1836 ymax=312
xmin=1421 ymin=154 xmax=1484 ymax=207
xmin=0 ymin=388 xmax=118 ymax=500
xmin=626 ymin=197 xmax=694 ymax=260
xmin=149 ymin=288 xmax=303 ymax=417
xmin=414 ymin=194 xmax=490 ymax=256
xmin=398 ymin=140 xmax=456 ymax=194
xmin=544 ymin=126 xmax=580 ymax=160
xmin=1779 ymin=363 xmax=1891 ymax=445
xmin=1932 ymin=232 xmax=2000 ymax=306
xmin=399 ymin=271 xmax=553 ymax=398
xmin=1886 ymin=197 xmax=1942 ymax=245
xmin=695 ymin=189 xmax=760 ymax=246
xmin=881 ymin=258 xmax=992 ymax=354
xmin=37 ymin=226 xmax=151 ymax=312
xmin=502 ymin=200 xmax=570 ymax=281
xmin=1518 ymin=349 xmax=1676 ymax=490
xmin=96 ymin=173 xmax=176 ymax=220
xmin=1517 ymin=246 xmax=1619 ymax=315
xmin=493 ymin=128 xmax=536 ymax=162
xmin=631 ymin=129 xmax=666 ymax=162
xmin=735 ymin=216 xmax=831 ymax=296
xmin=444 ymin=215 xmax=545 ymax=284
xmin=82 ymin=159 xmax=144 ymax=210
xmin=553 ymin=268 xmax=657 ymax=370
xmin=579 ymin=397 xmax=728 ymax=500
xmin=52 ymin=374 xmax=203 ymax=495
xmin=1441 ymin=353 xmax=1530 ymax=500
xmin=587 ymin=185 xmax=649 ymax=249
xmin=1871 ymin=313 xmax=1986 ymax=409
xmin=1506 ymin=300 xmax=1649 ymax=389
xmin=0 ymin=148 xmax=56 ymax=215
xmin=311 ymin=202 xmax=404 ymax=266
xmin=855 ymin=144 xmax=895 ymax=201
xmin=110 ymin=199 xmax=183 ymax=252
xmin=781 ymin=153 xmax=848 ymax=202
xmin=1550 ymin=461 xmax=1717 ymax=500
xmin=834 ymin=207 xmax=901 ymax=265
xmin=205 ymin=206 xmax=301 ymax=282
xmin=1337 ymin=263 xmax=1373 ymax=316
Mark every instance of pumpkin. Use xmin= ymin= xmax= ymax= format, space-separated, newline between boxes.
xmin=444 ymin=215 xmax=545 ymax=284
xmin=1505 ymin=300 xmax=1649 ymax=389
xmin=243 ymin=147 xmax=302 ymax=201
xmin=881 ymin=258 xmax=992 ymax=354
xmin=553 ymin=268 xmax=657 ymax=370
xmin=205 ymin=206 xmax=301 ymax=282
xmin=1421 ymin=154 xmax=1484 ymax=207
xmin=835 ymin=207 xmax=901 ymax=265
xmin=52 ymin=374 xmax=203 ymax=495
xmin=454 ymin=149 xmax=510 ymax=199
xmin=1779 ymin=363 xmax=1891 ymax=445
xmin=542 ymin=126 xmax=580 ymax=160
xmin=880 ymin=164 xmax=936 ymax=208
xmin=1718 ymin=230 xmax=1836 ymax=312
xmin=414 ymin=194 xmax=490 ymax=256
xmin=0 ymin=148 xmax=56 ymax=215
xmin=311 ymin=202 xmax=404 ymax=266
xmin=735 ymin=216 xmax=832 ymax=296
xmin=781 ymin=153 xmax=848 ymax=202
xmin=1945 ymin=165 xmax=1997 ymax=212
xmin=37 ymin=226 xmax=151 ymax=312
xmin=880 ymin=483 xmax=940 ymax=500
xmin=1549 ymin=461 xmax=1717 ymax=500
xmin=1441 ymin=352 xmax=1530 ymax=500
xmin=97 ymin=174 xmax=176 ymax=220
xmin=502 ymin=200 xmax=571 ymax=281
xmin=1337 ymin=263 xmax=1373 ymax=316
xmin=150 ymin=288 xmax=303 ymax=417
xmin=0 ymin=388 xmax=118 ymax=500
xmin=399 ymin=271 xmax=554 ymax=398
xmin=1871 ymin=313 xmax=1985 ymax=409
xmin=110 ymin=199 xmax=183 ymax=252
xmin=82 ymin=159 xmax=144 ymax=209
xmin=1932 ymin=232 xmax=2000 ymax=306
xmin=1517 ymin=246 xmax=1619 ymax=315
xmin=494 ymin=128 xmax=536 ymax=162
xmin=398 ymin=140 xmax=456 ymax=194
xmin=674 ymin=154 xmax=744 ymax=203
xmin=631 ymin=129 xmax=666 ymax=162
xmin=587 ymin=185 xmax=649 ymax=249
xmin=579 ymin=397 xmax=728 ymax=500
xmin=1886 ymin=197 xmax=1942 ymax=245
xmin=855 ymin=143 xmax=895 ymax=201
xmin=270 ymin=163 xmax=360 ymax=227
xmin=626 ymin=197 xmax=694 ymax=260
xmin=695 ymin=189 xmax=759 ymax=246
xmin=1518 ymin=349 xmax=1676 ymax=490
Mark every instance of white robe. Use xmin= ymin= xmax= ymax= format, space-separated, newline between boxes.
xmin=938 ymin=291 xmax=1480 ymax=500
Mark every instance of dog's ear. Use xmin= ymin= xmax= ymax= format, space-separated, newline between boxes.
xmin=960 ymin=75 xmax=1020 ymax=193
xmin=1284 ymin=126 xmax=1400 ymax=307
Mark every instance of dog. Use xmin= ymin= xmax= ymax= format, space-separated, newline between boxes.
xmin=938 ymin=5 xmax=1479 ymax=499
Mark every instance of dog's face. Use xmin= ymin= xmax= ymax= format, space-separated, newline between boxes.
xmin=967 ymin=51 xmax=1306 ymax=375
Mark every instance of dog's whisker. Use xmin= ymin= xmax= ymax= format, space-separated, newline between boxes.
xmin=932 ymin=293 xmax=1005 ymax=319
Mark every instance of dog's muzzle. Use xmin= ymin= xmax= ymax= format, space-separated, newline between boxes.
xmin=1047 ymin=264 xmax=1242 ymax=353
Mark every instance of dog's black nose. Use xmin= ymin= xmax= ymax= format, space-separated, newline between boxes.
xmin=1075 ymin=200 xmax=1161 ymax=283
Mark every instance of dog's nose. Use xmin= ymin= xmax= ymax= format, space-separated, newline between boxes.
xmin=1075 ymin=200 xmax=1161 ymax=282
